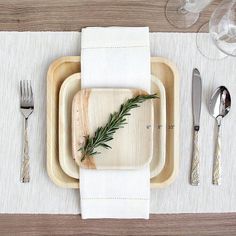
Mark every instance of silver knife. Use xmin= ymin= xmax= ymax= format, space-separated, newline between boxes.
xmin=190 ymin=68 xmax=202 ymax=186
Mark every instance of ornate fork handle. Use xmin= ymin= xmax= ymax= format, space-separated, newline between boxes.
xmin=21 ymin=118 xmax=30 ymax=183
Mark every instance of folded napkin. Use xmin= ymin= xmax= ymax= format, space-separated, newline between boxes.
xmin=80 ymin=27 xmax=151 ymax=219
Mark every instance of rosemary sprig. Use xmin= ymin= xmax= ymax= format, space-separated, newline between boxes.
xmin=79 ymin=93 xmax=158 ymax=162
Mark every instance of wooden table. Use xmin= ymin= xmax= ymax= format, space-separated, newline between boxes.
xmin=0 ymin=1 xmax=235 ymax=235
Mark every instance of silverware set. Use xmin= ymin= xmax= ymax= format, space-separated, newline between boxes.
xmin=190 ymin=69 xmax=231 ymax=186
xmin=20 ymin=80 xmax=34 ymax=183
xmin=18 ymin=75 xmax=231 ymax=185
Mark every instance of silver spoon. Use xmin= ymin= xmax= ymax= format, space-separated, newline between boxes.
xmin=209 ymin=86 xmax=231 ymax=185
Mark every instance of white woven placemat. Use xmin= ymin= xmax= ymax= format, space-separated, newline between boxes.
xmin=0 ymin=32 xmax=235 ymax=214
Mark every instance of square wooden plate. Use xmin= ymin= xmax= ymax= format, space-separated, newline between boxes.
xmin=47 ymin=56 xmax=179 ymax=188
xmin=59 ymin=73 xmax=166 ymax=178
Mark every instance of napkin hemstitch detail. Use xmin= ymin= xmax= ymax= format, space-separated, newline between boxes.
xmin=82 ymin=45 xmax=149 ymax=49
xmin=81 ymin=197 xmax=149 ymax=200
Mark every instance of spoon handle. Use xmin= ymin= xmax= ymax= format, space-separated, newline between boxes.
xmin=190 ymin=129 xmax=200 ymax=186
xmin=213 ymin=125 xmax=221 ymax=185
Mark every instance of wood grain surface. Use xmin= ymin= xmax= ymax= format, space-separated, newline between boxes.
xmin=1 ymin=0 xmax=236 ymax=235
xmin=0 ymin=0 xmax=220 ymax=32
xmin=0 ymin=213 xmax=236 ymax=236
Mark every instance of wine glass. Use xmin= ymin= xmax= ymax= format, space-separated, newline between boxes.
xmin=197 ymin=0 xmax=236 ymax=59
xmin=210 ymin=0 xmax=236 ymax=56
xmin=165 ymin=0 xmax=214 ymax=29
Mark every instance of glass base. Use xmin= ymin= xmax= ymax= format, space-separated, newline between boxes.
xmin=196 ymin=23 xmax=227 ymax=60
xmin=165 ymin=0 xmax=199 ymax=29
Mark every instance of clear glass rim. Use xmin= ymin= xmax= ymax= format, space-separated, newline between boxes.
xmin=211 ymin=37 xmax=236 ymax=57
xmin=196 ymin=22 xmax=228 ymax=60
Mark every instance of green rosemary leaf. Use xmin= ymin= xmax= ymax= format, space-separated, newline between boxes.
xmin=100 ymin=143 xmax=112 ymax=149
xmin=79 ymin=93 xmax=158 ymax=161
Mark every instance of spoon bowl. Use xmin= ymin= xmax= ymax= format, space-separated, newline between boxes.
xmin=209 ymin=86 xmax=231 ymax=123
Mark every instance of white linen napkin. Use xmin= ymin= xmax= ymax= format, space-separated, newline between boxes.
xmin=80 ymin=27 xmax=151 ymax=219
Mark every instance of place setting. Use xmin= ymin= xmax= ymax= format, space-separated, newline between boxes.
xmin=46 ymin=27 xmax=179 ymax=218
xmin=0 ymin=0 xmax=235 ymax=222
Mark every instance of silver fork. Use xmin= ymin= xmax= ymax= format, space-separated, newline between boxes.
xmin=20 ymin=80 xmax=34 ymax=183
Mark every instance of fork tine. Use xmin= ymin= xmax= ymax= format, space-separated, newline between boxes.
xmin=20 ymin=81 xmax=23 ymax=99
xmin=26 ymin=80 xmax=30 ymax=100
xmin=25 ymin=80 xmax=29 ymax=100
xmin=30 ymin=81 xmax=33 ymax=101
xmin=22 ymin=80 xmax=26 ymax=100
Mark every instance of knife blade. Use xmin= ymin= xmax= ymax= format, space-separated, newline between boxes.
xmin=190 ymin=68 xmax=202 ymax=186
xmin=192 ymin=68 xmax=202 ymax=130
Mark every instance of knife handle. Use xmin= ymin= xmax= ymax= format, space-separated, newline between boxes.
xmin=213 ymin=125 xmax=221 ymax=185
xmin=190 ymin=129 xmax=200 ymax=186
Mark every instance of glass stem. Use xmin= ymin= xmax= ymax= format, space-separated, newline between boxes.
xmin=177 ymin=6 xmax=188 ymax=14
xmin=177 ymin=0 xmax=195 ymax=14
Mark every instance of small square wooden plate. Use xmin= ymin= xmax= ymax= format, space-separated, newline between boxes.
xmin=72 ymin=88 xmax=154 ymax=170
